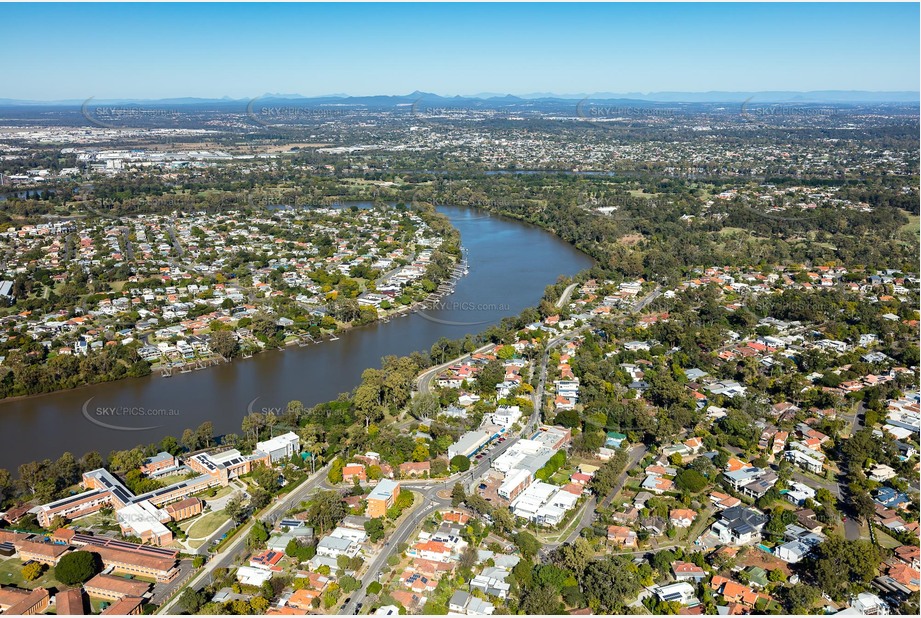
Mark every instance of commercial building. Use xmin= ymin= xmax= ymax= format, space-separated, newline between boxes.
xmin=256 ymin=432 xmax=301 ymax=463
xmin=497 ymin=469 xmax=532 ymax=501
xmin=510 ymin=481 xmax=579 ymax=526
xmin=448 ymin=430 xmax=492 ymax=460
xmin=37 ymin=457 xmax=226 ymax=528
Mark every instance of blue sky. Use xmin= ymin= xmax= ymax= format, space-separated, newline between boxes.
xmin=1 ymin=2 xmax=918 ymax=100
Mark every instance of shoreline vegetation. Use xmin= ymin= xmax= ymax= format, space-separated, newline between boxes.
xmin=0 ymin=201 xmax=465 ymax=400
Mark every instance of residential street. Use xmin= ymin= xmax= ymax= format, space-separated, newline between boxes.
xmin=157 ymin=463 xmax=332 ymax=615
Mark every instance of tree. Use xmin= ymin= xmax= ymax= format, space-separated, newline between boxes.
xmin=181 ymin=428 xmax=197 ymax=452
xmin=520 ymin=584 xmax=564 ymax=615
xmin=339 ymin=575 xmax=360 ymax=593
xmin=21 ymin=562 xmax=44 ymax=581
xmin=252 ymin=464 xmax=280 ymax=492
xmin=178 ymin=588 xmax=208 ymax=614
xmin=242 ymin=412 xmax=266 ymax=442
xmin=249 ymin=520 xmax=270 ymax=546
xmin=852 ymin=490 xmax=876 ymax=523
xmin=55 ymin=452 xmax=79 ymax=487
xmin=328 ymin=458 xmax=344 ymax=484
xmin=224 ymin=495 xmax=247 ymax=524
xmin=409 ymin=391 xmax=440 ymax=421
xmin=0 ymin=468 xmax=13 ymax=505
xmin=450 ymin=455 xmax=470 ymax=473
xmin=476 ymin=360 xmax=505 ymax=395
xmin=364 ymin=518 xmax=385 ymax=543
xmin=79 ymin=451 xmax=104 ymax=472
xmin=55 ymin=551 xmax=101 ymax=585
xmin=307 ymin=490 xmax=347 ymax=534
xmin=514 ymin=531 xmax=541 ymax=560
xmin=782 ymin=584 xmax=822 ymax=614
xmin=209 ymin=329 xmax=238 ymax=358
xmin=582 ymin=556 xmax=642 ymax=613
xmin=590 ymin=450 xmax=628 ymax=497
xmin=807 ymin=537 xmax=882 ymax=600
xmin=555 ymin=408 xmax=581 ymax=429
xmin=459 ymin=545 xmax=478 ymax=571
xmin=195 ymin=421 xmax=214 ymax=449
xmin=412 ymin=442 xmax=430 ymax=463
xmin=451 ymin=482 xmax=466 ymax=507
xmin=17 ymin=459 xmax=50 ymax=495
xmin=549 ymin=538 xmax=593 ymax=574
xmin=674 ymin=469 xmax=708 ymax=493
xmin=250 ymin=487 xmax=272 ymax=511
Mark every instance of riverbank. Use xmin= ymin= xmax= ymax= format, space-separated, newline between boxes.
xmin=0 ymin=205 xmax=593 ymax=471
xmin=0 ymin=201 xmax=463 ymax=400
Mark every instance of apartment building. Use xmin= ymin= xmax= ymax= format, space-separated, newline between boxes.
xmin=366 ymin=480 xmax=401 ymax=518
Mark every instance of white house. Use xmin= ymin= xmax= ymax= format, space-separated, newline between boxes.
xmin=653 ymin=582 xmax=697 ymax=605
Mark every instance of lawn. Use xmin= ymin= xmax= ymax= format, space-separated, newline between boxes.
xmin=0 ymin=557 xmax=66 ymax=590
xmin=185 ymin=510 xmax=231 ymax=540
xmin=71 ymin=510 xmax=119 ymax=532
xmin=155 ymin=472 xmax=197 ymax=486
xmin=628 ymin=190 xmax=656 ymax=199
xmin=874 ymin=527 xmax=903 ymax=549
xmin=189 ymin=483 xmax=235 ymax=503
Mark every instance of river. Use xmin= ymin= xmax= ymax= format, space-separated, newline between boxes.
xmin=0 ymin=205 xmax=593 ymax=471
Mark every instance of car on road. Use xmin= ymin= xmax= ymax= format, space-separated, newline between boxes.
xmin=344 ymin=597 xmax=352 ymax=605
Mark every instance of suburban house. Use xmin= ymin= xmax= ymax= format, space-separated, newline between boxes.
xmin=607 ymin=525 xmax=638 ymax=548
xmin=670 ymin=509 xmax=696 ymax=528
xmin=673 ymin=561 xmax=707 ymax=582
xmin=710 ymin=507 xmax=768 ymax=545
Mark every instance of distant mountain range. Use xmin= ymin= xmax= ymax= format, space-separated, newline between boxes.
xmin=0 ymin=90 xmax=917 ymax=106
